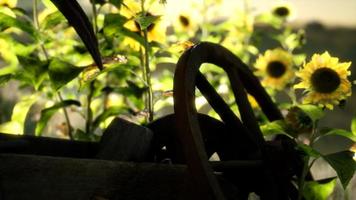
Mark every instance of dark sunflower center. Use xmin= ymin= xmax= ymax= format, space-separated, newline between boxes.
xmin=273 ymin=6 xmax=290 ymax=17
xmin=311 ymin=67 xmax=341 ymax=93
xmin=134 ymin=12 xmax=155 ymax=32
xmin=179 ymin=15 xmax=190 ymax=27
xmin=266 ymin=61 xmax=286 ymax=78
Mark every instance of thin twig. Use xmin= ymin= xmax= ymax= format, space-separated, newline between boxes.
xmin=33 ymin=0 xmax=49 ymax=60
xmin=85 ymin=82 xmax=95 ymax=134
xmin=57 ymin=92 xmax=74 ymax=140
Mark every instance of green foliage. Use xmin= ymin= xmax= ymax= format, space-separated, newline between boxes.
xmin=135 ymin=13 xmax=160 ymax=31
xmin=0 ymin=12 xmax=38 ymax=40
xmin=48 ymin=59 xmax=83 ymax=90
xmin=297 ymin=144 xmax=321 ymax=159
xmin=297 ymin=104 xmax=325 ymax=123
xmin=35 ymin=100 xmax=81 ymax=135
xmin=40 ymin=11 xmax=65 ymax=30
xmin=351 ymin=116 xmax=356 ymax=134
xmin=0 ymin=74 xmax=12 ymax=86
xmin=0 ymin=94 xmax=38 ymax=134
xmin=17 ymin=56 xmax=48 ymax=89
xmin=92 ymin=106 xmax=127 ymax=130
xmin=304 ymin=178 xmax=337 ymax=200
xmin=317 ymin=128 xmax=356 ymax=143
xmin=260 ymin=120 xmax=290 ymax=137
xmin=322 ymin=151 xmax=356 ymax=189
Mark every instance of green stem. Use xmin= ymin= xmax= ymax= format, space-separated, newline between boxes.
xmin=201 ymin=0 xmax=209 ymax=39
xmin=140 ymin=0 xmax=153 ymax=122
xmin=297 ymin=123 xmax=318 ymax=200
xmin=298 ymin=155 xmax=310 ymax=200
xmin=33 ymin=0 xmax=49 ymax=60
xmin=143 ymin=29 xmax=153 ymax=122
xmin=287 ymin=86 xmax=298 ymax=105
xmin=84 ymin=0 xmax=98 ymax=134
xmin=86 ymin=82 xmax=95 ymax=134
xmin=90 ymin=0 xmax=98 ymax=34
xmin=33 ymin=0 xmax=73 ymax=139
xmin=57 ymin=92 xmax=74 ymax=140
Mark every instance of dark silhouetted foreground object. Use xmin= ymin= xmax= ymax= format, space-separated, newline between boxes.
xmin=0 ymin=154 xmax=194 ymax=200
xmin=173 ymin=42 xmax=304 ymax=200
xmin=96 ymin=117 xmax=153 ymax=161
xmin=0 ymin=42 xmax=307 ymax=200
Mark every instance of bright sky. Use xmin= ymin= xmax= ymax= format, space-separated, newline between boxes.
xmin=165 ymin=0 xmax=356 ymax=27
xmin=251 ymin=0 xmax=356 ymax=27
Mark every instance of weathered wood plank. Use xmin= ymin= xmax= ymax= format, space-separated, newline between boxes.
xmin=0 ymin=133 xmax=98 ymax=158
xmin=0 ymin=154 xmax=195 ymax=200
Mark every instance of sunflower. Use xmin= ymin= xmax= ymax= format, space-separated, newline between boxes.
xmin=120 ymin=0 xmax=166 ymax=49
xmin=0 ymin=0 xmax=17 ymax=8
xmin=271 ymin=2 xmax=295 ymax=20
xmin=164 ymin=1 xmax=203 ymax=38
xmin=174 ymin=13 xmax=199 ymax=36
xmin=254 ymin=48 xmax=295 ymax=90
xmin=294 ymin=52 xmax=352 ymax=109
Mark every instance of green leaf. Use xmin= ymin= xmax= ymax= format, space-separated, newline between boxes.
xmin=322 ymin=151 xmax=356 ymax=189
xmin=0 ymin=12 xmax=38 ymax=39
xmin=91 ymin=0 xmax=106 ymax=5
xmin=79 ymin=61 xmax=125 ymax=88
xmin=40 ymin=11 xmax=65 ymax=30
xmin=103 ymin=13 xmax=127 ymax=32
xmin=318 ymin=128 xmax=356 ymax=142
xmin=92 ymin=106 xmax=127 ymax=130
xmin=260 ymin=120 xmax=292 ymax=137
xmin=304 ymin=178 xmax=336 ymax=200
xmin=74 ymin=129 xmax=100 ymax=142
xmin=0 ymin=94 xmax=38 ymax=134
xmin=118 ymin=26 xmax=145 ymax=46
xmin=297 ymin=144 xmax=322 ymax=158
xmin=0 ymin=74 xmax=12 ymax=86
xmin=0 ymin=33 xmax=36 ymax=57
xmin=103 ymin=14 xmax=145 ymax=47
xmin=109 ymin=0 xmax=123 ymax=9
xmin=50 ymin=0 xmax=103 ymax=70
xmin=0 ymin=121 xmax=22 ymax=135
xmin=351 ymin=116 xmax=356 ymax=135
xmin=35 ymin=100 xmax=81 ymax=136
xmin=17 ymin=56 xmax=48 ymax=89
xmin=135 ymin=13 xmax=160 ymax=30
xmin=298 ymin=104 xmax=325 ymax=122
xmin=48 ymin=59 xmax=83 ymax=90
xmin=126 ymin=80 xmax=147 ymax=98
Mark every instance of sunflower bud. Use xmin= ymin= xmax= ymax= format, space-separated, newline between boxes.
xmin=285 ymin=106 xmax=313 ymax=136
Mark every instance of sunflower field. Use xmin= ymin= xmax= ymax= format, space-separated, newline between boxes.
xmin=0 ymin=0 xmax=355 ymax=199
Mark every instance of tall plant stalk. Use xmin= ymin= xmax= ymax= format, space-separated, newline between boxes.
xmin=85 ymin=1 xmax=99 ymax=134
xmin=140 ymin=0 xmax=154 ymax=122
xmin=297 ymin=122 xmax=318 ymax=200
xmin=33 ymin=0 xmax=73 ymax=139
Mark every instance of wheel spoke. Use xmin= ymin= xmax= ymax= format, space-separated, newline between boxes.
xmin=228 ymin=67 xmax=265 ymax=147
xmin=196 ymin=72 xmax=248 ymax=133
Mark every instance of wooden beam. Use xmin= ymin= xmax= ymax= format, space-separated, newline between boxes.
xmin=0 ymin=154 xmax=196 ymax=200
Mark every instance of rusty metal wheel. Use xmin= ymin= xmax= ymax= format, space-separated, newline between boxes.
xmin=173 ymin=42 xmax=303 ymax=200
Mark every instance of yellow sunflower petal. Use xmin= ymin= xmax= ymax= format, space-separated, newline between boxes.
xmin=294 ymin=52 xmax=352 ymax=109
xmin=254 ymin=48 xmax=294 ymax=90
